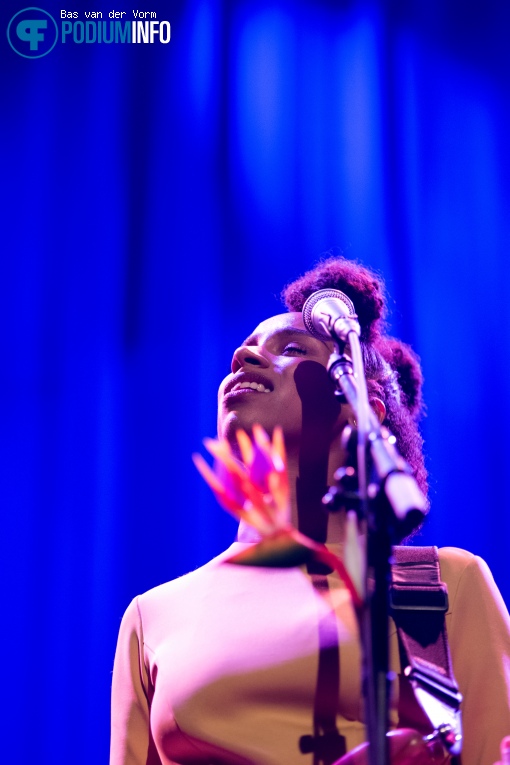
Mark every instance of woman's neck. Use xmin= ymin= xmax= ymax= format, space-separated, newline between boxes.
xmin=287 ymin=446 xmax=346 ymax=545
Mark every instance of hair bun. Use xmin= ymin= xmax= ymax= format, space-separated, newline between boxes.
xmin=378 ymin=337 xmax=423 ymax=420
xmin=282 ymin=257 xmax=386 ymax=343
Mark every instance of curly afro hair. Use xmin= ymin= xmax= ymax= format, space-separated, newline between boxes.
xmin=282 ymin=257 xmax=427 ymax=499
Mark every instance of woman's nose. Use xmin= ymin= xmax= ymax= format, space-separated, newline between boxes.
xmin=231 ymin=346 xmax=270 ymax=374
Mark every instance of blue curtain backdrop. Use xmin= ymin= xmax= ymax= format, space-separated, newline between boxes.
xmin=1 ymin=1 xmax=509 ymax=762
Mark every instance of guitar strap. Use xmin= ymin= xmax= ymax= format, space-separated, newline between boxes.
xmin=391 ymin=546 xmax=463 ymax=756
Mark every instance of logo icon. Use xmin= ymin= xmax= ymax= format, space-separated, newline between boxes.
xmin=7 ymin=7 xmax=58 ymax=58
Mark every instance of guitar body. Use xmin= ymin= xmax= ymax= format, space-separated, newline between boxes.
xmin=332 ymin=729 xmax=449 ymax=765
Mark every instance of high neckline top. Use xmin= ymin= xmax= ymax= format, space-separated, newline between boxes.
xmin=110 ymin=544 xmax=510 ymax=765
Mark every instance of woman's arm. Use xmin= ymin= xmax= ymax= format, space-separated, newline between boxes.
xmin=110 ymin=597 xmax=163 ymax=765
xmin=441 ymin=549 xmax=510 ymax=765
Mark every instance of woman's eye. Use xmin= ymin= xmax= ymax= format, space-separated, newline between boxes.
xmin=283 ymin=345 xmax=307 ymax=356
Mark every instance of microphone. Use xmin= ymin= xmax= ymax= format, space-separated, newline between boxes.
xmin=302 ymin=289 xmax=360 ymax=343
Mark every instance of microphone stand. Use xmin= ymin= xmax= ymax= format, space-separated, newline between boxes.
xmin=325 ymin=332 xmax=427 ymax=765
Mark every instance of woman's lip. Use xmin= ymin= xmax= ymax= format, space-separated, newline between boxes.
xmin=223 ymin=387 xmax=271 ymax=399
xmin=225 ymin=373 xmax=274 ymax=395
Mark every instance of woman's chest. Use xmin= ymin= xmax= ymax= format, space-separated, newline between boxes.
xmin=145 ymin=565 xmax=397 ymax=764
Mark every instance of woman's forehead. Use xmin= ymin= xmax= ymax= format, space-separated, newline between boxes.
xmin=243 ymin=312 xmax=306 ymax=345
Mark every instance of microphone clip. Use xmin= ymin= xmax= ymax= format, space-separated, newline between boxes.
xmin=328 ymin=349 xmax=354 ymax=404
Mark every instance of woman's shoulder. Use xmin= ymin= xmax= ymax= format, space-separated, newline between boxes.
xmin=438 ymin=545 xmax=490 ymax=595
xmin=438 ymin=545 xmax=493 ymax=588
xmin=437 ymin=545 xmax=477 ymax=583
xmin=438 ymin=546 xmax=510 ymax=621
xmin=136 ymin=543 xmax=238 ymax=603
xmin=124 ymin=542 xmax=258 ymax=633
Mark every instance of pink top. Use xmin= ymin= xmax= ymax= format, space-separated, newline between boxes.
xmin=110 ymin=545 xmax=510 ymax=765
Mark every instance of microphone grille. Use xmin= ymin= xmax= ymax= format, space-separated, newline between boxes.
xmin=302 ymin=289 xmax=356 ymax=339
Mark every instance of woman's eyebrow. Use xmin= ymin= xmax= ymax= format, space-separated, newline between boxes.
xmin=241 ymin=328 xmax=314 ymax=346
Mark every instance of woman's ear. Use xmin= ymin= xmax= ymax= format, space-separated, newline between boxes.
xmin=371 ymin=397 xmax=386 ymax=424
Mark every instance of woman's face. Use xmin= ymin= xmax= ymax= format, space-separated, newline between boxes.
xmin=217 ymin=312 xmax=349 ymax=448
